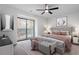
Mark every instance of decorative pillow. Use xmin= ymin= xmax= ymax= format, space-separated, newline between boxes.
xmin=52 ymin=32 xmax=61 ymax=35
xmin=60 ymin=32 xmax=67 ymax=35
xmin=60 ymin=31 xmax=69 ymax=35
xmin=52 ymin=31 xmax=69 ymax=35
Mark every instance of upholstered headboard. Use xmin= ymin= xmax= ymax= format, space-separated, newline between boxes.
xmin=51 ymin=26 xmax=75 ymax=35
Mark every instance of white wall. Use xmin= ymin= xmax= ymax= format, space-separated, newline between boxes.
xmin=67 ymin=12 xmax=79 ymax=27
xmin=47 ymin=12 xmax=79 ymax=29
xmin=0 ymin=5 xmax=47 ymax=44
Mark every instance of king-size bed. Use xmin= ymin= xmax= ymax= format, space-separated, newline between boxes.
xmin=31 ymin=26 xmax=74 ymax=54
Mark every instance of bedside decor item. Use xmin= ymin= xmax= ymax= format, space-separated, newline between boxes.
xmin=57 ymin=17 xmax=67 ymax=26
xmin=1 ymin=15 xmax=14 ymax=31
xmin=44 ymin=25 xmax=52 ymax=34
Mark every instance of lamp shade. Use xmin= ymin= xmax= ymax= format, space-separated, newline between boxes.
xmin=44 ymin=25 xmax=52 ymax=33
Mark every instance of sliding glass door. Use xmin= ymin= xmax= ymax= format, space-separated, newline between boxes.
xmin=16 ymin=17 xmax=35 ymax=41
xmin=26 ymin=20 xmax=35 ymax=39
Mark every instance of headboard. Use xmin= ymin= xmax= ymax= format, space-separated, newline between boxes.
xmin=51 ymin=26 xmax=75 ymax=35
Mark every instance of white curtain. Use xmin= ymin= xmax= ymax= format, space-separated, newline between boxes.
xmin=5 ymin=15 xmax=10 ymax=29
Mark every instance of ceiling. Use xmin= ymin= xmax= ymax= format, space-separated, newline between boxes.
xmin=1 ymin=4 xmax=79 ymax=18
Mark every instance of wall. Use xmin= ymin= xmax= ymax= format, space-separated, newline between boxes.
xmin=0 ymin=5 xmax=47 ymax=44
xmin=47 ymin=12 xmax=79 ymax=30
xmin=67 ymin=12 xmax=79 ymax=27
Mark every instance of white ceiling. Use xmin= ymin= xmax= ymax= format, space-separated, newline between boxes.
xmin=1 ymin=4 xmax=79 ymax=18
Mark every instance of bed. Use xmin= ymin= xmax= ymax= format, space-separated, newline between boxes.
xmin=42 ymin=26 xmax=75 ymax=52
xmin=31 ymin=26 xmax=74 ymax=54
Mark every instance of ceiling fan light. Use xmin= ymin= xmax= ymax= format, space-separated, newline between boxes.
xmin=45 ymin=10 xmax=48 ymax=13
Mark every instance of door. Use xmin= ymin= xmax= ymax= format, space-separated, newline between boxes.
xmin=16 ymin=17 xmax=35 ymax=41
xmin=26 ymin=20 xmax=35 ymax=39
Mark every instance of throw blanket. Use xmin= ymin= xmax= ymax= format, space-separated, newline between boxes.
xmin=42 ymin=34 xmax=72 ymax=52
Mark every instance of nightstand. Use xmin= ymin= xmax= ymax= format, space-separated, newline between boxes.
xmin=72 ymin=36 xmax=79 ymax=45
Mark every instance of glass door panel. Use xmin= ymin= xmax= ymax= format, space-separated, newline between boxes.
xmin=26 ymin=20 xmax=34 ymax=38
xmin=16 ymin=18 xmax=26 ymax=41
xmin=16 ymin=17 xmax=35 ymax=41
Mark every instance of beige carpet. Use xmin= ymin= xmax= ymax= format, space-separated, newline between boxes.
xmin=14 ymin=40 xmax=79 ymax=55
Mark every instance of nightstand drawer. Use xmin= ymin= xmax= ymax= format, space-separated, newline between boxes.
xmin=73 ymin=37 xmax=79 ymax=44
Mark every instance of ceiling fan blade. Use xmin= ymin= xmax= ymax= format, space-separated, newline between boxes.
xmin=49 ymin=7 xmax=59 ymax=10
xmin=49 ymin=11 xmax=52 ymax=14
xmin=36 ymin=9 xmax=45 ymax=11
xmin=41 ymin=12 xmax=45 ymax=15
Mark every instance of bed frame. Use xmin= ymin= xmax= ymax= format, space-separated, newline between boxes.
xmin=51 ymin=26 xmax=75 ymax=35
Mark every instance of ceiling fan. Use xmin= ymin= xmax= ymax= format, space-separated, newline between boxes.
xmin=36 ymin=4 xmax=59 ymax=15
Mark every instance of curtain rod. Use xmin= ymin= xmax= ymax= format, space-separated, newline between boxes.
xmin=17 ymin=17 xmax=28 ymax=20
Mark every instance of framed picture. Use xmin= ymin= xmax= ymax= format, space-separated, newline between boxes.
xmin=57 ymin=17 xmax=67 ymax=26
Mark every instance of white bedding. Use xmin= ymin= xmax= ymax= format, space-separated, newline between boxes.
xmin=37 ymin=36 xmax=65 ymax=54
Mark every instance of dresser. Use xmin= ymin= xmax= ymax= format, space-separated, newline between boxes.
xmin=0 ymin=35 xmax=14 ymax=55
xmin=0 ymin=44 xmax=13 ymax=55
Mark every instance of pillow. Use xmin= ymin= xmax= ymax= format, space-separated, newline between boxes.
xmin=52 ymin=31 xmax=69 ymax=35
xmin=60 ymin=32 xmax=67 ymax=35
xmin=60 ymin=31 xmax=69 ymax=35
xmin=52 ymin=32 xmax=61 ymax=35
